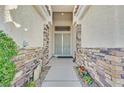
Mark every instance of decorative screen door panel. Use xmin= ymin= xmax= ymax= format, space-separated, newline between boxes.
xmin=54 ymin=33 xmax=62 ymax=55
xmin=54 ymin=33 xmax=71 ymax=56
xmin=63 ymin=33 xmax=71 ymax=56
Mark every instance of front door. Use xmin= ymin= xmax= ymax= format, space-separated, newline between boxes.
xmin=54 ymin=32 xmax=71 ymax=56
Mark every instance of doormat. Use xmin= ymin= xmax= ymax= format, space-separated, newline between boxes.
xmin=73 ymin=66 xmax=99 ymax=87
xmin=57 ymin=56 xmax=73 ymax=58
xmin=36 ymin=66 xmax=51 ymax=87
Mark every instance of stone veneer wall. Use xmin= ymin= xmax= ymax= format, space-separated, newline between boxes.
xmin=42 ymin=24 xmax=49 ymax=66
xmin=11 ymin=24 xmax=50 ymax=86
xmin=76 ymin=24 xmax=81 ymax=52
xmin=43 ymin=25 xmax=49 ymax=65
xmin=11 ymin=48 xmax=43 ymax=86
xmin=76 ymin=48 xmax=124 ymax=87
xmin=74 ymin=24 xmax=124 ymax=87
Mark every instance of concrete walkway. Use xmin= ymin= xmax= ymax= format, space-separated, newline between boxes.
xmin=42 ymin=58 xmax=82 ymax=87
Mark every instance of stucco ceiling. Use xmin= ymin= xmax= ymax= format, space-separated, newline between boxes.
xmin=51 ymin=5 xmax=74 ymax=12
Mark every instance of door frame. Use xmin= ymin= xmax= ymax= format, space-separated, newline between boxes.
xmin=54 ymin=31 xmax=71 ymax=57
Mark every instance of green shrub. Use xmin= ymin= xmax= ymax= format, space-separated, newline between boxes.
xmin=0 ymin=30 xmax=17 ymax=87
xmin=25 ymin=81 xmax=36 ymax=87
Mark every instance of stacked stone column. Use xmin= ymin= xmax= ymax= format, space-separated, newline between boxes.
xmin=42 ymin=24 xmax=49 ymax=66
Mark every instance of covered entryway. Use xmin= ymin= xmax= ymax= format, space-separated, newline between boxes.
xmin=1 ymin=5 xmax=124 ymax=87
xmin=52 ymin=6 xmax=74 ymax=57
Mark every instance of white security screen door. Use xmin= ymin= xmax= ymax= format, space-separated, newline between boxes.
xmin=54 ymin=33 xmax=63 ymax=56
xmin=54 ymin=32 xmax=71 ymax=56
xmin=63 ymin=33 xmax=70 ymax=56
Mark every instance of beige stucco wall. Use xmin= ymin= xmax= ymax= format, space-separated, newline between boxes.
xmin=80 ymin=6 xmax=116 ymax=48
xmin=53 ymin=12 xmax=72 ymax=26
xmin=0 ymin=6 xmax=12 ymax=37
xmin=0 ymin=5 xmax=45 ymax=48
xmin=80 ymin=5 xmax=124 ymax=48
xmin=115 ymin=6 xmax=124 ymax=47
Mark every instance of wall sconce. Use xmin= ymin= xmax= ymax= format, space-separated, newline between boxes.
xmin=61 ymin=12 xmax=64 ymax=16
xmin=24 ymin=28 xmax=28 ymax=32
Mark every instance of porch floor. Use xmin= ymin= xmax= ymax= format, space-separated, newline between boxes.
xmin=42 ymin=58 xmax=82 ymax=87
